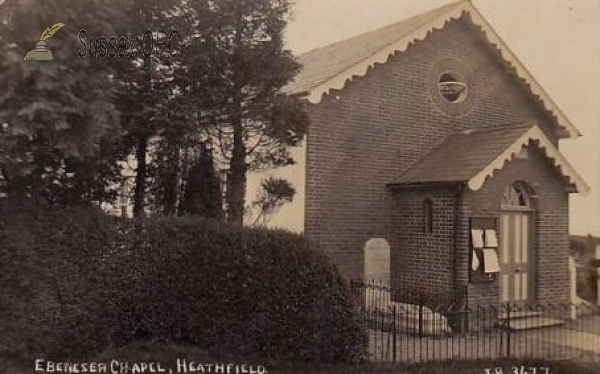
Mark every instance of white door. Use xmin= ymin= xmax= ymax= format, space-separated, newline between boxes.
xmin=499 ymin=212 xmax=532 ymax=304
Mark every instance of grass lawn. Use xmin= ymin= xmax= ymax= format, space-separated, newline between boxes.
xmin=2 ymin=341 xmax=600 ymax=374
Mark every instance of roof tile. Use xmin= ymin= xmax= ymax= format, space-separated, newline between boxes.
xmin=393 ymin=124 xmax=533 ymax=185
xmin=284 ymin=1 xmax=462 ymax=95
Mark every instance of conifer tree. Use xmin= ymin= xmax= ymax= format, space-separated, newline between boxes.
xmin=181 ymin=143 xmax=223 ymax=219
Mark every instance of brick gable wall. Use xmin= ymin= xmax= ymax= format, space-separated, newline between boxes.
xmin=304 ymin=16 xmax=568 ymax=301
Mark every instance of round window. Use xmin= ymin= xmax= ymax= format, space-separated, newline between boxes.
xmin=429 ymin=59 xmax=475 ymax=116
xmin=438 ymin=73 xmax=468 ymax=103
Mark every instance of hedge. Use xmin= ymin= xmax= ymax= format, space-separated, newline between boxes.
xmin=0 ymin=203 xmax=366 ymax=362
xmin=0 ymin=202 xmax=120 ymax=357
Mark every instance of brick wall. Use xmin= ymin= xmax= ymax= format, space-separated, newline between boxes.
xmin=304 ymin=16 xmax=565 ymax=287
xmin=460 ymin=147 xmax=570 ymax=305
xmin=389 ymin=185 xmax=459 ymax=305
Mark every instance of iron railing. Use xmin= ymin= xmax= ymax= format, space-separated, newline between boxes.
xmin=350 ymin=280 xmax=600 ymax=363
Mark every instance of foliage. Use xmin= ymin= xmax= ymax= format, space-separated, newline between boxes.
xmin=129 ymin=0 xmax=309 ymax=221
xmin=0 ymin=0 xmax=307 ymax=222
xmin=0 ymin=202 xmax=121 ymax=357
xmin=0 ymin=207 xmax=366 ymax=362
xmin=0 ymin=0 xmax=126 ymax=203
xmin=178 ymin=0 xmax=309 ymax=224
xmin=1 ymin=137 xmax=128 ymax=208
xmin=109 ymin=216 xmax=365 ymax=362
xmin=570 ymin=236 xmax=599 ymax=302
xmin=179 ymin=143 xmax=224 ymax=218
xmin=110 ymin=0 xmax=189 ymax=217
xmin=248 ymin=176 xmax=295 ymax=226
xmin=0 ymin=0 xmax=190 ymax=212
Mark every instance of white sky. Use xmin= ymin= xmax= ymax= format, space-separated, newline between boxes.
xmin=248 ymin=0 xmax=600 ymax=236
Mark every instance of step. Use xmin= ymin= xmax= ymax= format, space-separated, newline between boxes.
xmin=507 ymin=317 xmax=565 ymax=331
xmin=498 ymin=310 xmax=542 ymax=320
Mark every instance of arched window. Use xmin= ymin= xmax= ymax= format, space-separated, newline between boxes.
xmin=423 ymin=198 xmax=433 ymax=233
xmin=501 ymin=181 xmax=531 ymax=208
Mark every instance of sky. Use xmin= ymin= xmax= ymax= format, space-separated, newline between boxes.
xmin=247 ymin=0 xmax=600 ymax=237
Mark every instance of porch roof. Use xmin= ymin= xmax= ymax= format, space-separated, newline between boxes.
xmin=389 ymin=124 xmax=589 ymax=194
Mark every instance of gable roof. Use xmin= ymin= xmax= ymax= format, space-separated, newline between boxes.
xmin=284 ymin=0 xmax=580 ymax=139
xmin=389 ymin=124 xmax=589 ymax=194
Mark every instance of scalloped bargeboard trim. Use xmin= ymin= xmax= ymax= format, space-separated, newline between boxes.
xmin=468 ymin=125 xmax=589 ymax=194
xmin=299 ymin=0 xmax=580 ymax=139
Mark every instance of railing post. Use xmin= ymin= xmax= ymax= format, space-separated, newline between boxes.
xmin=419 ymin=294 xmax=424 ymax=338
xmin=596 ymin=244 xmax=600 ymax=306
xmin=392 ymin=305 xmax=397 ymax=362
xmin=569 ymin=256 xmax=577 ymax=320
xmin=505 ymin=304 xmax=511 ymax=358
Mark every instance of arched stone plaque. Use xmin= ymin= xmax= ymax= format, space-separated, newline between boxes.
xmin=364 ymin=238 xmax=390 ymax=284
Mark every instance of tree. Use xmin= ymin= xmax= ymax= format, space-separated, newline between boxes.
xmin=1 ymin=137 xmax=128 ymax=208
xmin=112 ymin=0 xmax=188 ymax=217
xmin=183 ymin=0 xmax=308 ymax=225
xmin=180 ymin=142 xmax=223 ymax=219
xmin=0 ymin=0 xmax=306 ymax=218
xmin=248 ymin=176 xmax=294 ymax=227
xmin=0 ymin=0 xmax=127 ymax=206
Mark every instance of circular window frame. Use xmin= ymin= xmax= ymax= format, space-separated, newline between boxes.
xmin=438 ymin=72 xmax=468 ymax=103
xmin=429 ymin=59 xmax=475 ymax=116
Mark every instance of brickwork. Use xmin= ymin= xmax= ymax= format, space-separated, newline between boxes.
xmin=389 ymin=185 xmax=459 ymax=305
xmin=460 ymin=148 xmax=570 ymax=305
xmin=304 ymin=17 xmax=570 ymax=305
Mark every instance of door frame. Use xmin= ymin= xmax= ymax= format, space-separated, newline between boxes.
xmin=499 ymin=207 xmax=535 ymax=305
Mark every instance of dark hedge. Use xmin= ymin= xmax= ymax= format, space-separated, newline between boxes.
xmin=0 ymin=203 xmax=365 ymax=362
